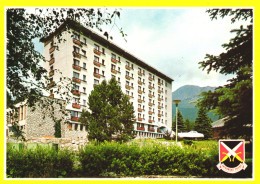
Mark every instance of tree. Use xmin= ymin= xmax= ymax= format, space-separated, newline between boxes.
xmin=7 ymin=8 xmax=125 ymax=108
xmin=184 ymin=119 xmax=194 ymax=132
xmin=197 ymin=9 xmax=253 ymax=139
xmin=172 ymin=110 xmax=187 ymax=132
xmin=80 ymin=78 xmax=136 ymax=142
xmin=194 ymin=107 xmax=212 ymax=139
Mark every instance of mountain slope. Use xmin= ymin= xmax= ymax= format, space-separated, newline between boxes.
xmin=172 ymin=85 xmax=218 ymax=122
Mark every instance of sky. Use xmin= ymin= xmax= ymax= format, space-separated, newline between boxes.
xmin=34 ymin=8 xmax=250 ymax=92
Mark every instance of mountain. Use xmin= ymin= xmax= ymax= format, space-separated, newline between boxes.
xmin=172 ymin=85 xmax=218 ymax=122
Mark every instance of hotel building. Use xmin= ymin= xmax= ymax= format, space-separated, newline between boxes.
xmin=40 ymin=19 xmax=173 ymax=139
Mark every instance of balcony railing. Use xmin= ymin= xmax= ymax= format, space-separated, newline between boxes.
xmin=148 ymin=77 xmax=153 ymax=81
xmin=111 ymin=58 xmax=117 ymax=64
xmin=138 ymin=90 xmax=142 ymax=94
xmin=148 ymin=85 xmax=153 ymax=89
xmin=158 ymin=89 xmax=162 ymax=93
xmin=158 ymin=97 xmax=162 ymax=101
xmin=125 ymin=75 xmax=131 ymax=80
xmin=138 ymin=108 xmax=142 ymax=112
xmin=138 ymin=72 xmax=143 ymax=76
xmin=138 ymin=81 xmax=143 ymax=85
xmin=158 ymin=113 xmax=162 ymax=117
xmin=111 ymin=69 xmax=117 ymax=74
xmin=148 ymin=128 xmax=155 ymax=132
xmin=125 ymin=65 xmax=131 ymax=70
xmin=73 ymin=64 xmax=81 ymax=71
xmin=93 ymin=73 xmax=100 ymax=78
xmin=73 ymin=77 xmax=81 ymax=84
xmin=49 ymin=70 xmax=54 ymax=76
xmin=148 ymin=119 xmax=153 ymax=123
xmin=125 ymin=85 xmax=130 ymax=90
xmin=72 ymin=90 xmax=80 ymax=96
xmin=50 ymin=94 xmax=54 ymax=98
xmin=93 ymin=61 xmax=101 ymax=67
xmin=148 ymin=94 xmax=153 ymax=98
xmin=137 ymin=127 xmax=145 ymax=131
xmin=49 ymin=58 xmax=55 ymax=65
xmin=157 ymin=128 xmax=162 ymax=133
xmin=49 ymin=46 xmax=55 ymax=53
xmin=138 ymin=99 xmax=142 ymax=103
xmin=148 ymin=102 xmax=153 ymax=106
xmin=138 ymin=117 xmax=142 ymax=121
xmin=73 ymin=51 xmax=81 ymax=59
xmin=93 ymin=49 xmax=101 ymax=55
xmin=158 ymin=82 xmax=162 ymax=86
xmin=72 ymin=103 xmax=81 ymax=109
xmin=73 ymin=39 xmax=82 ymax=46
xmin=71 ymin=117 xmax=79 ymax=122
xmin=158 ymin=105 xmax=162 ymax=109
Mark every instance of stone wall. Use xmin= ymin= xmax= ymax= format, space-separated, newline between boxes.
xmin=25 ymin=97 xmax=67 ymax=138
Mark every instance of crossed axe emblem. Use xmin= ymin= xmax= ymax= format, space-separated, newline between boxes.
xmin=221 ymin=141 xmax=243 ymax=163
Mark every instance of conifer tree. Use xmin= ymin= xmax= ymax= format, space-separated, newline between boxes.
xmin=194 ymin=107 xmax=212 ymax=139
xmin=80 ymin=78 xmax=136 ymax=142
xmin=172 ymin=110 xmax=187 ymax=132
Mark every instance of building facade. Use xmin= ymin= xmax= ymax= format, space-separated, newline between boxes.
xmin=40 ymin=19 xmax=173 ymax=139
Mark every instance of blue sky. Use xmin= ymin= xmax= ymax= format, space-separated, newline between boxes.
xmin=34 ymin=8 xmax=250 ymax=92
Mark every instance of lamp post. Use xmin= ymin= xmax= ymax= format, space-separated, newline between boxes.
xmin=173 ymin=100 xmax=181 ymax=144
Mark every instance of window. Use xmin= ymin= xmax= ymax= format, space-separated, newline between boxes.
xmin=131 ymin=64 xmax=133 ymax=69
xmin=71 ymin=110 xmax=79 ymax=117
xmin=82 ymin=38 xmax=86 ymax=44
xmin=102 ymin=59 xmax=105 ymax=65
xmin=75 ymin=124 xmax=78 ymax=131
xmin=94 ymin=67 xmax=99 ymax=74
xmin=126 ymin=81 xmax=130 ymax=86
xmin=131 ymin=92 xmax=133 ymax=97
xmin=83 ymin=87 xmax=86 ymax=93
xmin=118 ymin=77 xmax=120 ymax=82
xmin=126 ymin=71 xmax=130 ymax=76
xmin=102 ymin=70 xmax=105 ymax=76
xmin=82 ymin=50 xmax=86 ymax=56
xmin=118 ymin=67 xmax=120 ymax=72
xmin=138 ymin=104 xmax=141 ymax=108
xmin=83 ymin=99 xmax=86 ymax=106
xmin=94 ymin=55 xmax=99 ymax=62
xmin=102 ymin=48 xmax=105 ymax=54
xmin=138 ymin=86 xmax=141 ymax=91
xmin=138 ymin=68 xmax=142 ymax=73
xmin=126 ymin=61 xmax=130 ymax=66
xmin=50 ymin=53 xmax=54 ymax=58
xmin=94 ymin=44 xmax=99 ymax=51
xmin=111 ymin=53 xmax=116 ymax=59
xmin=138 ymin=113 xmax=141 ymax=118
xmin=131 ymin=73 xmax=133 ymax=78
xmin=73 ymin=59 xmax=80 ymax=66
xmin=83 ymin=75 xmax=86 ymax=81
xmin=112 ymin=75 xmax=116 ymax=78
xmin=83 ymin=62 xmax=86 ymax=69
xmin=73 ymin=84 xmax=79 ymax=91
xmin=138 ymin=77 xmax=141 ymax=82
xmin=73 ymin=33 xmax=80 ymax=40
xmin=50 ymin=65 xmax=54 ymax=71
xmin=73 ymin=97 xmax=79 ymax=104
xmin=74 ymin=46 xmax=80 ymax=53
xmin=94 ymin=79 xmax=99 ymax=85
xmin=126 ymin=90 xmax=130 ymax=95
xmin=118 ymin=56 xmax=120 ymax=62
xmin=73 ymin=72 xmax=79 ymax=79
xmin=111 ymin=64 xmax=116 ymax=70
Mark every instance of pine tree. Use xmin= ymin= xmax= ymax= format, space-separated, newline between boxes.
xmin=194 ymin=107 xmax=212 ymax=139
xmin=172 ymin=110 xmax=186 ymax=132
xmin=80 ymin=78 xmax=136 ymax=142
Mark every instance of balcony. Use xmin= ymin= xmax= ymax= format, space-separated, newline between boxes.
xmin=73 ymin=39 xmax=82 ymax=46
xmin=158 ymin=82 xmax=162 ymax=86
xmin=138 ymin=99 xmax=142 ymax=103
xmin=138 ymin=117 xmax=142 ymax=121
xmin=148 ymin=77 xmax=153 ymax=81
xmin=93 ymin=49 xmax=101 ymax=55
xmin=148 ymin=94 xmax=153 ymax=98
xmin=157 ymin=128 xmax=162 ymax=133
xmin=73 ymin=51 xmax=81 ymax=59
xmin=148 ymin=119 xmax=153 ymax=123
xmin=49 ymin=70 xmax=54 ymax=76
xmin=73 ymin=77 xmax=81 ymax=84
xmin=72 ymin=90 xmax=80 ymax=96
xmin=49 ymin=46 xmax=55 ymax=53
xmin=138 ymin=90 xmax=142 ymax=94
xmin=158 ymin=105 xmax=162 ymax=109
xmin=158 ymin=113 xmax=162 ymax=117
xmin=50 ymin=94 xmax=54 ymax=98
xmin=148 ymin=85 xmax=153 ymax=89
xmin=148 ymin=102 xmax=153 ymax=106
xmin=111 ymin=69 xmax=117 ymax=74
xmin=138 ymin=72 xmax=143 ymax=76
xmin=158 ymin=89 xmax=162 ymax=93
xmin=138 ymin=81 xmax=142 ymax=85
xmin=111 ymin=58 xmax=117 ymax=64
xmin=71 ymin=117 xmax=79 ymax=122
xmin=125 ymin=65 xmax=131 ymax=70
xmin=148 ymin=111 xmax=153 ymax=115
xmin=93 ymin=61 xmax=101 ymax=67
xmin=137 ymin=127 xmax=145 ymax=131
xmin=138 ymin=108 xmax=142 ymax=112
xmin=125 ymin=85 xmax=130 ymax=90
xmin=73 ymin=64 xmax=81 ymax=71
xmin=158 ymin=97 xmax=162 ymax=101
xmin=49 ymin=58 xmax=55 ymax=65
xmin=148 ymin=128 xmax=155 ymax=132
xmin=125 ymin=75 xmax=131 ymax=80
xmin=93 ymin=73 xmax=100 ymax=78
xmin=72 ymin=103 xmax=81 ymax=109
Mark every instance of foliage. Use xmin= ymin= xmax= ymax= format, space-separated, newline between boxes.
xmin=54 ymin=120 xmax=61 ymax=138
xmin=172 ymin=110 xmax=187 ymax=132
xmin=183 ymin=139 xmax=193 ymax=146
xmin=194 ymin=107 xmax=213 ymax=139
xmin=7 ymin=146 xmax=74 ymax=178
xmin=184 ymin=119 xmax=194 ymax=132
xmin=197 ymin=9 xmax=253 ymax=139
xmin=80 ymin=78 xmax=136 ymax=142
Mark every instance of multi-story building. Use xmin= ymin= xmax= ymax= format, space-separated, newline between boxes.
xmin=40 ymin=19 xmax=173 ymax=139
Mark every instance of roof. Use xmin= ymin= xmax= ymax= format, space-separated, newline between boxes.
xmin=212 ymin=117 xmax=228 ymax=128
xmin=40 ymin=19 xmax=174 ymax=83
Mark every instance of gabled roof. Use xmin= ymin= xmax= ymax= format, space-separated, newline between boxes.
xmin=40 ymin=19 xmax=174 ymax=83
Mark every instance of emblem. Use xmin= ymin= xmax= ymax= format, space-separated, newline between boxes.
xmin=217 ymin=140 xmax=247 ymax=174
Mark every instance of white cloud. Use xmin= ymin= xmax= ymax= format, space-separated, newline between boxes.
xmin=109 ymin=8 xmax=250 ymax=92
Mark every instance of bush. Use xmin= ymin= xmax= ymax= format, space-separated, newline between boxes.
xmin=7 ymin=146 xmax=74 ymax=178
xmin=183 ymin=139 xmax=193 ymax=146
